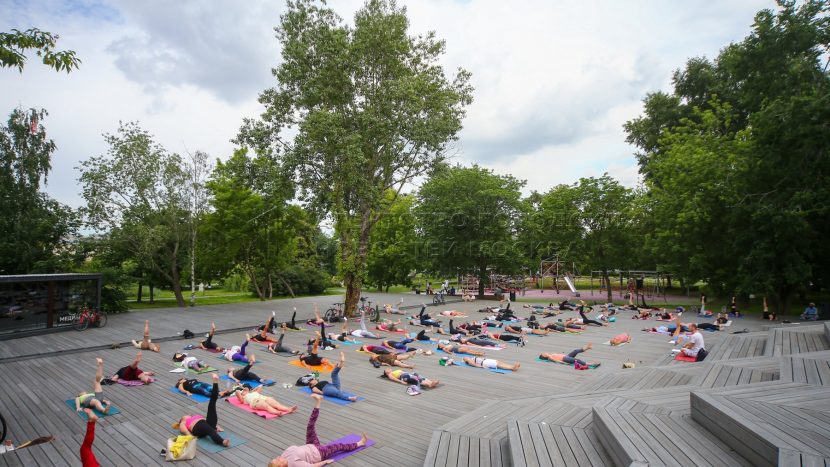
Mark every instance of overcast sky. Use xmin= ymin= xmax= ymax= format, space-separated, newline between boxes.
xmin=2 ymin=0 xmax=773 ymax=208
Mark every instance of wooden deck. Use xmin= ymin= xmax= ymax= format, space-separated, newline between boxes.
xmin=0 ymin=296 xmax=827 ymax=466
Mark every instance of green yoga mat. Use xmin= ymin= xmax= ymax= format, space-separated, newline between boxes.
xmin=176 ymin=363 xmax=218 ymax=374
xmin=65 ymin=399 xmax=121 ymax=420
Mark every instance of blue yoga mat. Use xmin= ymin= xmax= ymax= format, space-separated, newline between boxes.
xmin=450 ymin=359 xmax=507 ymax=374
xmin=338 ymin=340 xmax=362 ymax=346
xmin=219 ymin=374 xmax=274 ymax=388
xmin=296 ymin=386 xmax=364 ymax=404
xmin=168 ymin=386 xmax=210 ymax=403
xmin=65 ymin=399 xmax=121 ymax=420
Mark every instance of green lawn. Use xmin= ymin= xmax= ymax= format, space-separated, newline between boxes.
xmin=126 ymin=288 xmax=342 ymax=310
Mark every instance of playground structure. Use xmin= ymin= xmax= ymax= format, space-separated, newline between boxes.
xmin=588 ymin=269 xmax=671 ymax=304
xmin=536 ymin=256 xmax=580 ymax=296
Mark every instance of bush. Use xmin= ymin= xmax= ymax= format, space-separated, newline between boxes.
xmin=223 ymin=269 xmax=251 ymax=292
xmin=272 ymin=265 xmax=328 ymax=296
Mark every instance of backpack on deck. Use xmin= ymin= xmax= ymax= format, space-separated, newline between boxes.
xmin=696 ymin=348 xmax=709 ymax=362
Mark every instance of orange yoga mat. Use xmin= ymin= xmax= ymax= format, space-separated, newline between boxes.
xmin=288 ymin=359 xmax=335 ymax=373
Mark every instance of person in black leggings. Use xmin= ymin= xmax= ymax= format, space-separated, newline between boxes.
xmin=417 ymin=306 xmax=441 ymax=327
xmin=227 ymin=354 xmax=269 ymax=384
xmin=579 ymin=307 xmax=607 ymax=327
xmin=281 ymin=308 xmax=300 ymax=331
xmin=199 ymin=322 xmax=225 ymax=351
xmin=299 ymin=334 xmax=327 ymax=366
xmin=173 ymin=373 xmax=229 ymax=446
xmin=268 ymin=323 xmax=300 ymax=355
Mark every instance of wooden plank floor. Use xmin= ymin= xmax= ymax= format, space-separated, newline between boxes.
xmin=0 ymin=295 xmax=769 ymax=466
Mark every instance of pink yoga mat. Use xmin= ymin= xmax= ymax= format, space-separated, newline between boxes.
xmin=326 ymin=434 xmax=375 ymax=462
xmin=225 ymin=396 xmax=286 ymax=419
xmin=117 ymin=378 xmax=150 ymax=386
xmin=674 ymin=353 xmax=697 ymax=363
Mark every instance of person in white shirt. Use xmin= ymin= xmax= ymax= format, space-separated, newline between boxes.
xmin=681 ymin=324 xmax=704 ymax=357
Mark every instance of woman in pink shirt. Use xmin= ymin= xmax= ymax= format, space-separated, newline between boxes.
xmin=269 ymin=394 xmax=367 ymax=467
xmin=172 ymin=373 xmax=229 ymax=447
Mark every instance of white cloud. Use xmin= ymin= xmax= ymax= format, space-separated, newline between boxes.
xmin=0 ymin=0 xmax=772 ymax=209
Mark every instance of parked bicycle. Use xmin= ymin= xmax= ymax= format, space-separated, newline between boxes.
xmin=324 ymin=302 xmax=345 ymax=323
xmin=433 ymin=290 xmax=446 ymax=305
xmin=73 ymin=306 xmax=107 ymax=331
xmin=357 ymin=296 xmax=375 ymax=319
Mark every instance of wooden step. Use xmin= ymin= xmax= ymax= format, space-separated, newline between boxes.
xmin=507 ymin=417 xmax=613 ymax=467
xmin=593 ymin=401 xmax=750 ymax=467
xmin=423 ymin=430 xmax=509 ymax=467
xmin=764 ymin=325 xmax=828 ymax=357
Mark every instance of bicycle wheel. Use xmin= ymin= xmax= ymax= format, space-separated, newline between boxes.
xmin=0 ymin=412 xmax=6 ymax=444
xmin=369 ymin=307 xmax=379 ymax=322
xmin=324 ymin=308 xmax=337 ymax=323
xmin=95 ymin=311 xmax=108 ymax=328
xmin=433 ymin=295 xmax=441 ymax=305
xmin=74 ymin=313 xmax=89 ymax=331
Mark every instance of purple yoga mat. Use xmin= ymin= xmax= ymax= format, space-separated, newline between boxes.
xmin=117 ymin=379 xmax=147 ymax=387
xmin=326 ymin=435 xmax=375 ymax=462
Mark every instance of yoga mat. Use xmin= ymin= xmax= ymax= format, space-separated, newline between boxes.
xmin=459 ymin=342 xmax=506 ymax=351
xmin=168 ymin=386 xmax=211 ymax=403
xmin=175 ymin=363 xmax=217 ymax=374
xmin=327 ymin=435 xmax=375 ymax=462
xmin=225 ymin=395 xmax=285 ymax=419
xmin=216 ymin=355 xmax=249 ymax=366
xmin=64 ymin=399 xmax=121 ymax=420
xmin=296 ymin=386 xmax=364 ymax=404
xmin=169 ymin=368 xmax=186 ymax=373
xmin=200 ymin=347 xmax=223 ymax=353
xmin=338 ymin=339 xmax=362 ymax=346
xmin=197 ymin=431 xmax=246 ymax=452
xmin=435 ymin=347 xmax=484 ymax=357
xmin=220 ymin=374 xmax=275 ymax=389
xmin=602 ymin=341 xmax=629 ymax=346
xmin=288 ymin=359 xmax=335 ymax=373
xmin=451 ymin=359 xmax=507 ymax=374
xmin=117 ymin=379 xmax=148 ymax=387
xmin=248 ymin=338 xmax=278 ymax=345
xmin=374 ymin=327 xmax=406 ymax=334
xmin=674 ymin=353 xmax=697 ymax=363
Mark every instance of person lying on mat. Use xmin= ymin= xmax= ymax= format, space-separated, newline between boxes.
xmin=268 ymin=324 xmax=301 ymax=355
xmin=577 ymin=306 xmax=607 ymax=327
xmin=539 ymin=343 xmax=600 ymax=370
xmin=280 ymin=307 xmax=301 ymax=330
xmin=656 ymin=309 xmax=674 ymax=320
xmin=75 ymin=357 xmax=111 ymax=414
xmin=632 ymin=309 xmax=652 ymax=319
xmin=502 ymin=324 xmax=550 ymax=335
xmin=382 ymin=338 xmax=417 ymax=352
xmin=172 ymin=352 xmax=210 ymax=371
xmin=226 ymin=354 xmax=271 ymax=385
xmin=300 ymin=334 xmax=330 ymax=367
xmin=762 ymin=297 xmax=776 ymax=321
xmin=484 ymin=331 xmax=528 ymax=346
xmin=173 ymin=373 xmax=230 ymax=447
xmin=375 ymin=318 xmax=403 ymax=332
xmin=253 ymin=313 xmax=277 ymax=342
xmin=109 ymin=351 xmax=154 ymax=384
xmin=370 ymin=351 xmax=416 ymax=369
xmin=131 ymin=319 xmax=160 ymax=352
xmin=383 ymin=299 xmax=405 ymax=315
xmin=306 ymin=352 xmax=360 ymax=402
xmin=80 ymin=407 xmax=102 ymax=466
xmin=235 ymin=385 xmax=297 ymax=415
xmin=326 ymin=320 xmax=358 ymax=343
xmin=455 ymin=335 xmax=502 ymax=348
xmin=222 ymin=338 xmax=252 ymax=363
xmin=200 ymin=321 xmax=225 ymax=352
xmin=437 ymin=342 xmax=485 ymax=356
xmin=462 ymin=356 xmax=520 ymax=372
xmin=269 ymin=394 xmax=368 ymax=467
xmin=413 ymin=328 xmax=445 ymax=342
xmin=539 ymin=322 xmax=582 ymax=333
xmin=558 ymin=299 xmax=577 ymax=311
xmin=448 ymin=319 xmax=473 ymax=335
xmin=381 ymin=368 xmax=439 ymax=388
xmin=176 ymin=377 xmax=235 ymax=398
xmin=359 ymin=344 xmax=394 ymax=355
xmin=438 ymin=309 xmax=466 ymax=317
xmin=414 ymin=305 xmax=441 ymax=327
xmin=305 ymin=303 xmax=327 ymax=326
xmin=350 ymin=310 xmax=380 ymax=339
xmin=609 ymin=333 xmax=631 ymax=345
xmin=312 ymin=322 xmax=338 ymax=350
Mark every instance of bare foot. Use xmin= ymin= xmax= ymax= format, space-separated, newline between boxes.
xmin=246 ymin=333 xmax=251 ymax=341
xmin=513 ymin=362 xmax=521 ymax=371
xmin=357 ymin=433 xmax=368 ymax=447
xmin=222 ymin=439 xmax=230 ymax=447
xmin=348 ymin=396 xmax=358 ymax=402
xmin=339 ymin=351 xmax=346 ymax=365
xmin=96 ymin=357 xmax=103 ymax=365
xmin=249 ymin=354 xmax=256 ymax=364
xmin=310 ymin=393 xmax=323 ymax=402
xmin=289 ymin=405 xmax=298 ymax=413
xmin=585 ymin=343 xmax=593 ymax=351
xmin=136 ymin=351 xmax=143 ymax=361
xmin=84 ymin=408 xmax=99 ymax=422
xmin=211 ymin=321 xmax=216 ymax=331
xmin=212 ymin=373 xmax=219 ymax=382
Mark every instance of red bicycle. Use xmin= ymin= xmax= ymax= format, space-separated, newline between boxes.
xmin=73 ymin=307 xmax=107 ymax=331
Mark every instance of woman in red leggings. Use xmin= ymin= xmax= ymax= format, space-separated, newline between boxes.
xmin=80 ymin=408 xmax=100 ymax=467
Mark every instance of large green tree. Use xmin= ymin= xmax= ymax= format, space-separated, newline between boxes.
xmin=0 ymin=107 xmax=78 ymax=274
xmin=416 ymin=165 xmax=525 ymax=297
xmin=1 ymin=28 xmax=80 ymax=73
xmin=78 ymin=122 xmax=191 ymax=307
xmin=238 ymin=0 xmax=472 ymax=315
xmin=624 ymin=0 xmax=830 ymax=312
xmin=366 ymin=192 xmax=417 ymax=292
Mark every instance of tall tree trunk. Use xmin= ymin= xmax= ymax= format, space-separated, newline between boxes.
xmin=342 ymin=210 xmax=373 ymax=317
xmin=149 ymin=283 xmax=154 ymax=303
xmin=247 ymin=267 xmax=265 ymax=300
xmin=478 ymin=264 xmax=486 ymax=298
xmin=268 ymin=273 xmax=274 ymax=299
xmin=603 ymin=268 xmax=612 ymax=303
xmin=344 ymin=272 xmax=362 ymax=318
xmin=171 ymin=264 xmax=186 ymax=307
xmin=137 ymin=282 xmax=143 ymax=303
xmin=277 ymin=273 xmax=295 ymax=298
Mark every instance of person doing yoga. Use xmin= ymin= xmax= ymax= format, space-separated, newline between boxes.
xmin=326 ymin=320 xmax=358 ymax=343
xmin=539 ymin=343 xmax=600 ymax=370
xmin=375 ymin=318 xmax=403 ymax=332
xmin=299 ymin=334 xmax=330 ymax=367
xmin=269 ymin=394 xmax=368 ymax=467
xmin=462 ymin=356 xmax=520 ymax=372
xmin=416 ymin=305 xmax=441 ymax=327
xmin=381 ymin=368 xmax=439 ymax=388
xmin=172 ymin=352 xmax=210 ymax=371
xmin=382 ymin=338 xmax=417 ymax=352
xmin=384 ymin=299 xmax=405 ymax=315
xmin=281 ymin=307 xmax=301 ymax=330
xmin=254 ymin=313 xmax=277 ymax=342
xmin=109 ymin=351 xmax=154 ymax=384
xmin=235 ymin=385 xmax=298 ymax=415
xmin=173 ymin=373 xmax=230 ymax=447
xmin=80 ymin=406 xmax=102 ymax=467
xmin=540 ymin=322 xmax=581 ymax=333
xmin=307 ymin=352 xmax=360 ymax=401
xmin=75 ymin=358 xmax=111 ymax=415
xmin=222 ymin=338 xmax=252 ymax=363
xmin=370 ymin=351 xmax=416 ymax=369
xmin=131 ymin=320 xmax=160 ymax=352
xmin=438 ymin=310 xmax=466 ymax=317
xmin=200 ymin=322 xmax=225 ymax=352
xmin=578 ymin=305 xmax=607 ymax=327
xmin=268 ymin=323 xmax=301 ymax=355
xmin=226 ymin=354 xmax=272 ymax=385
xmin=437 ymin=342 xmax=485 ymax=356
xmin=176 ymin=377 xmax=234 ymax=398
xmin=350 ymin=310 xmax=380 ymax=339
xmin=503 ymin=323 xmax=550 ymax=335
xmin=456 ymin=335 xmax=502 ymax=347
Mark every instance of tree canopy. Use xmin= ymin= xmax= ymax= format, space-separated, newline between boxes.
xmin=1 ymin=28 xmax=80 ymax=73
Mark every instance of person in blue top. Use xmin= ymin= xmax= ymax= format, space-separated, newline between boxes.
xmin=801 ymin=303 xmax=819 ymax=321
